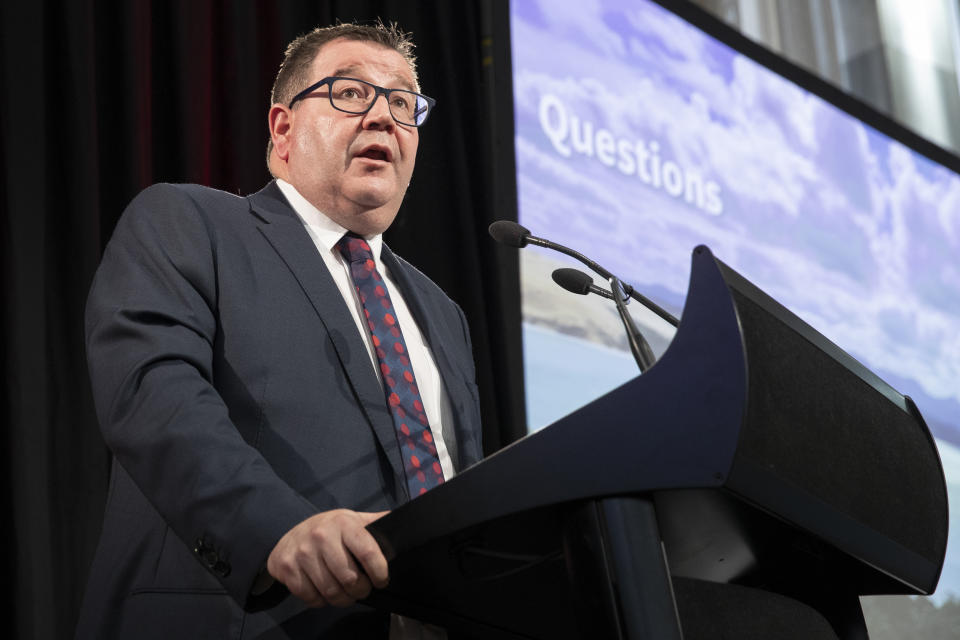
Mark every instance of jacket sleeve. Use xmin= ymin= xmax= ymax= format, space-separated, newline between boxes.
xmin=85 ymin=184 xmax=310 ymax=611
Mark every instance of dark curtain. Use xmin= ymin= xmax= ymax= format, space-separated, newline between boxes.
xmin=0 ymin=1 xmax=524 ymax=637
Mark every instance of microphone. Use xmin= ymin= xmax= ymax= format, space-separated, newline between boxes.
xmin=488 ymin=220 xmax=532 ymax=248
xmin=552 ymin=268 xmax=656 ymax=371
xmin=489 ymin=220 xmax=679 ymax=327
xmin=489 ymin=220 xmax=617 ymax=283
xmin=552 ymin=268 xmax=614 ymax=300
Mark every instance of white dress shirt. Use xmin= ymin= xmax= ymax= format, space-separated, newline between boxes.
xmin=276 ymin=179 xmax=458 ymax=479
xmin=276 ymin=180 xmax=453 ymax=640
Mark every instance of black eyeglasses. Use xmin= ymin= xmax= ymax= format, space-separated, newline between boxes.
xmin=288 ymin=76 xmax=436 ymax=127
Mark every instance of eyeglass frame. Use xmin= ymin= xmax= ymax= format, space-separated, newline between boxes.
xmin=286 ymin=76 xmax=437 ymax=127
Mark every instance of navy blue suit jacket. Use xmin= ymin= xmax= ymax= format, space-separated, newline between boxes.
xmin=77 ymin=181 xmax=483 ymax=638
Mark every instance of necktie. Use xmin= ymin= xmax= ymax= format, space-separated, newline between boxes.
xmin=336 ymin=232 xmax=445 ymax=497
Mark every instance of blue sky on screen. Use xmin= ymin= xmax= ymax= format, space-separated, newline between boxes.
xmin=512 ymin=0 xmax=960 ymax=443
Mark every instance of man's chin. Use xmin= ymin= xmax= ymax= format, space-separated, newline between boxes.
xmin=348 ymin=192 xmax=392 ymax=210
xmin=344 ymin=177 xmax=402 ymax=205
xmin=344 ymin=185 xmax=406 ymax=214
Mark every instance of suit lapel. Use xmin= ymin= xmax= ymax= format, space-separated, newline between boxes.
xmin=245 ymin=182 xmax=407 ymax=493
xmin=381 ymin=245 xmax=481 ymax=471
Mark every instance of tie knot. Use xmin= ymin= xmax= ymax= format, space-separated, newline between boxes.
xmin=336 ymin=232 xmax=374 ymax=264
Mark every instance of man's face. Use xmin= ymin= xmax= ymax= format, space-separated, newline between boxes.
xmin=274 ymin=38 xmax=419 ymax=235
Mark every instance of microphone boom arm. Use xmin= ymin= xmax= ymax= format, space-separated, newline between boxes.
xmin=528 ymin=234 xmax=678 ymax=328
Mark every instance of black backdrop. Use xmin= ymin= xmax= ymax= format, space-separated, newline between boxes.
xmin=0 ymin=1 xmax=525 ymax=637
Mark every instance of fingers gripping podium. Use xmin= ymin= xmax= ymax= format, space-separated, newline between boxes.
xmin=363 ymin=246 xmax=948 ymax=639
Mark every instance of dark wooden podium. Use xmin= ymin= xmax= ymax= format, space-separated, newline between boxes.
xmin=364 ymin=246 xmax=949 ymax=639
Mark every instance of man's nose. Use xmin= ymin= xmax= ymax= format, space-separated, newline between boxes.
xmin=362 ymin=94 xmax=395 ymax=130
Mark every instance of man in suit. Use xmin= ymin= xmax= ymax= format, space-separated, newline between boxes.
xmin=77 ymin=21 xmax=483 ymax=638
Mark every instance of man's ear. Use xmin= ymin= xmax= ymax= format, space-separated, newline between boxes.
xmin=268 ymin=104 xmax=292 ymax=162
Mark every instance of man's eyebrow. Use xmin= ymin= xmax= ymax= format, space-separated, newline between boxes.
xmin=332 ymin=65 xmax=416 ymax=92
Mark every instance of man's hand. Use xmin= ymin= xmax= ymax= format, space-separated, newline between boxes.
xmin=267 ymin=509 xmax=389 ymax=607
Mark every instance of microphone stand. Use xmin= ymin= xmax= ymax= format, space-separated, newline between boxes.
xmin=610 ymin=276 xmax=656 ymax=372
xmin=488 ymin=221 xmax=668 ymax=372
xmin=519 ymin=231 xmax=678 ymax=328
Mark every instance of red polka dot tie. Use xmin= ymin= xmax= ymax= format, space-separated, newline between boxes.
xmin=336 ymin=232 xmax=445 ymax=497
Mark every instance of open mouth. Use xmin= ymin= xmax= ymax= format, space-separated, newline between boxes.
xmin=357 ymin=146 xmax=391 ymax=162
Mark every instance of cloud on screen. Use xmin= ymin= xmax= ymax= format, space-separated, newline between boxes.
xmin=513 ymin=0 xmax=960 ymax=412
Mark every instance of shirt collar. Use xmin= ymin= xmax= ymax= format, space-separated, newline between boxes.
xmin=275 ymin=178 xmax=384 ymax=260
